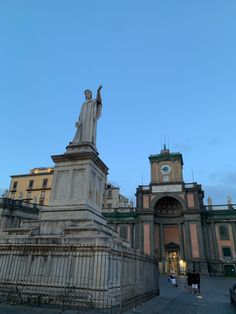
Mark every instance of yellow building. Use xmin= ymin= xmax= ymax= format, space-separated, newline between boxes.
xmin=8 ymin=167 xmax=54 ymax=205
xmin=8 ymin=168 xmax=131 ymax=209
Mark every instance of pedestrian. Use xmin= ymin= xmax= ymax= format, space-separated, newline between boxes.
xmin=170 ymin=273 xmax=178 ymax=287
xmin=192 ymin=270 xmax=198 ymax=293
xmin=186 ymin=269 xmax=192 ymax=292
xmin=167 ymin=273 xmax=171 ymax=285
xmin=196 ymin=272 xmax=200 ymax=293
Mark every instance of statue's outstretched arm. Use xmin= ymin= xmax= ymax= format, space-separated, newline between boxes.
xmin=97 ymin=85 xmax=102 ymax=104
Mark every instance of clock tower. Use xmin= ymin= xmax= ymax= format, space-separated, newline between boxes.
xmin=135 ymin=145 xmax=206 ymax=275
xmin=149 ymin=145 xmax=183 ymax=184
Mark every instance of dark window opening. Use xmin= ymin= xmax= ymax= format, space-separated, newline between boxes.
xmin=42 ymin=178 xmax=48 ymax=188
xmin=28 ymin=180 xmax=34 ymax=189
xmin=120 ymin=225 xmax=128 ymax=240
xmin=219 ymin=225 xmax=230 ymax=240
xmin=222 ymin=247 xmax=231 ymax=257
xmin=12 ymin=181 xmax=18 ymax=190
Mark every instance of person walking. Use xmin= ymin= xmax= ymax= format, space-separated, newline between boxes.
xmin=196 ymin=272 xmax=200 ymax=293
xmin=186 ymin=269 xmax=192 ymax=292
xmin=192 ymin=270 xmax=198 ymax=293
xmin=170 ymin=273 xmax=178 ymax=287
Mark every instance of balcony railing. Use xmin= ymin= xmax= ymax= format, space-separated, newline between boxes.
xmin=205 ymin=204 xmax=236 ymax=211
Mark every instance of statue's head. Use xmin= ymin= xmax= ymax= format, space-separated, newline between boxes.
xmin=84 ymin=89 xmax=92 ymax=100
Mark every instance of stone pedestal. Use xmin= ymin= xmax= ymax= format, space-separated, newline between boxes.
xmin=43 ymin=143 xmax=107 ymax=214
xmin=36 ymin=143 xmax=109 ymax=235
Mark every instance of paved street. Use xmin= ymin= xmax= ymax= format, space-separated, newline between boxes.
xmin=0 ymin=275 xmax=235 ymax=313
xmin=125 ymin=275 xmax=236 ymax=314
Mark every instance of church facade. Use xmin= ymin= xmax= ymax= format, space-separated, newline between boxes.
xmin=104 ymin=147 xmax=236 ymax=276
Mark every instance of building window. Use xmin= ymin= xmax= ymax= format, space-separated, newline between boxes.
xmin=222 ymin=247 xmax=231 ymax=258
xmin=28 ymin=180 xmax=34 ymax=189
xmin=11 ymin=192 xmax=15 ymax=199
xmin=219 ymin=225 xmax=230 ymax=240
xmin=26 ymin=191 xmax=31 ymax=200
xmin=12 ymin=181 xmax=18 ymax=191
xmin=119 ymin=225 xmax=128 ymax=240
xmin=18 ymin=192 xmax=23 ymax=199
xmin=107 ymin=190 xmax=112 ymax=198
xmin=107 ymin=204 xmax=112 ymax=208
xmin=39 ymin=191 xmax=46 ymax=205
xmin=40 ymin=191 xmax=46 ymax=199
xmin=42 ymin=178 xmax=48 ymax=188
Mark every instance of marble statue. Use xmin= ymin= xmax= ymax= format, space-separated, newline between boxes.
xmin=227 ymin=195 xmax=232 ymax=205
xmin=227 ymin=195 xmax=233 ymax=210
xmin=73 ymin=85 xmax=102 ymax=146
xmin=207 ymin=196 xmax=212 ymax=206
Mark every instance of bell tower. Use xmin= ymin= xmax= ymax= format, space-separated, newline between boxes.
xmin=149 ymin=145 xmax=183 ymax=184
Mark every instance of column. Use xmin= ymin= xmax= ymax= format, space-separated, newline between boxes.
xmin=149 ymin=222 xmax=155 ymax=257
xmin=179 ymin=223 xmax=185 ymax=259
xmin=184 ymin=221 xmax=191 ymax=260
xmin=159 ymin=224 xmax=166 ymax=273
xmin=203 ymin=223 xmax=210 ymax=259
xmin=159 ymin=224 xmax=164 ymax=260
xmin=197 ymin=221 xmax=205 ymax=259
xmin=231 ymin=222 xmax=236 ymax=254
xmin=211 ymin=222 xmax=219 ymax=259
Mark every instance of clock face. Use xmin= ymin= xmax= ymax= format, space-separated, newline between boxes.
xmin=161 ymin=164 xmax=171 ymax=174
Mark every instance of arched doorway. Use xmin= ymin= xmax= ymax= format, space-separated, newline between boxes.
xmin=154 ymin=196 xmax=184 ymax=274
xmin=165 ymin=242 xmax=180 ymax=274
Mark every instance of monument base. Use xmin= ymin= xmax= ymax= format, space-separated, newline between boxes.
xmin=0 ymin=234 xmax=159 ymax=310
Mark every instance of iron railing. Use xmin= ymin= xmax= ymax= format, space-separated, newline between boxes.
xmin=0 ymin=241 xmax=159 ymax=313
xmin=0 ymin=198 xmax=40 ymax=215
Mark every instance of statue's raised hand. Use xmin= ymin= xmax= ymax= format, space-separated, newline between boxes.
xmin=98 ymin=85 xmax=102 ymax=91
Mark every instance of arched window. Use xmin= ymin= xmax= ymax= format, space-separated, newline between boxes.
xmin=154 ymin=197 xmax=182 ymax=216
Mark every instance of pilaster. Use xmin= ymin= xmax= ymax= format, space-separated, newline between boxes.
xmin=197 ymin=221 xmax=205 ymax=259
xmin=184 ymin=221 xmax=191 ymax=259
xmin=211 ymin=222 xmax=219 ymax=259
xmin=231 ymin=222 xmax=236 ymax=254
xmin=159 ymin=224 xmax=164 ymax=261
xmin=179 ymin=223 xmax=185 ymax=259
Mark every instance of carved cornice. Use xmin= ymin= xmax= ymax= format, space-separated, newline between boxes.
xmin=51 ymin=150 xmax=109 ymax=174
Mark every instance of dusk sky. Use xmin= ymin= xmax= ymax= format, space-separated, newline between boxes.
xmin=0 ymin=0 xmax=236 ymax=204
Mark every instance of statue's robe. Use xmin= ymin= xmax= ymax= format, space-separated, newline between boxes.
xmin=73 ymin=98 xmax=102 ymax=146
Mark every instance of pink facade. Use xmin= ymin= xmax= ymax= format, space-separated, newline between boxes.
xmin=164 ymin=225 xmax=179 ymax=245
xmin=154 ymin=224 xmax=159 ymax=250
xmin=190 ymin=223 xmax=200 ymax=258
xmin=144 ymin=223 xmax=151 ymax=256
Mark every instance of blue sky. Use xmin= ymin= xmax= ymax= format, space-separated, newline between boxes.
xmin=0 ymin=0 xmax=236 ymax=204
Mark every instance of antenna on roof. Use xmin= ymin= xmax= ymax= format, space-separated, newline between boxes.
xmin=164 ymin=134 xmax=167 ymax=149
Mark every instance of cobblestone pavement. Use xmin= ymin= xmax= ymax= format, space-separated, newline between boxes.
xmin=0 ymin=275 xmax=235 ymax=313
xmin=124 ymin=275 xmax=236 ymax=314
